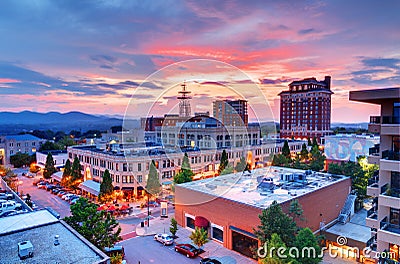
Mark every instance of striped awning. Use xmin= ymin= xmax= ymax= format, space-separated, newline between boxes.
xmin=51 ymin=171 xmax=63 ymax=182
xmin=79 ymin=180 xmax=100 ymax=196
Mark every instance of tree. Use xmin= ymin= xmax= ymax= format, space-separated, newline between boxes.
xmin=99 ymin=169 xmax=114 ymax=202
xmin=300 ymin=143 xmax=309 ymax=160
xmin=24 ymin=193 xmax=33 ymax=209
xmin=289 ymin=199 xmax=305 ymax=223
xmin=43 ymin=152 xmax=56 ymax=179
xmin=174 ymin=153 xmax=194 ymax=184
xmin=218 ymin=150 xmax=229 ymax=175
xmin=170 ymin=217 xmax=178 ymax=238
xmin=189 ymin=227 xmax=209 ymax=249
xmin=10 ymin=152 xmax=33 ymax=168
xmin=29 ymin=163 xmax=40 ymax=173
xmin=312 ymin=137 xmax=318 ymax=147
xmin=146 ymin=160 xmax=161 ymax=196
xmin=235 ymin=156 xmax=247 ymax=172
xmin=220 ymin=163 xmax=234 ymax=175
xmin=282 ymin=140 xmax=290 ymax=159
xmin=61 ymin=159 xmax=72 ymax=187
xmin=64 ymin=198 xmax=122 ymax=249
xmin=272 ymin=154 xmax=289 ymax=167
xmin=309 ymin=145 xmax=325 ymax=172
xmin=0 ymin=165 xmax=18 ymax=191
xmin=307 ymin=138 xmax=312 ymax=146
xmin=39 ymin=141 xmax=62 ymax=151
xmin=327 ymin=162 xmax=343 ymax=175
xmin=261 ymin=233 xmax=291 ymax=264
xmin=293 ymin=228 xmax=322 ymax=264
xmin=70 ymin=157 xmax=83 ymax=189
xmin=58 ymin=136 xmax=75 ymax=149
xmin=254 ymin=201 xmax=297 ymax=246
xmin=110 ymin=254 xmax=123 ymax=264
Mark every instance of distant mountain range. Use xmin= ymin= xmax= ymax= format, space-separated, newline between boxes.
xmin=0 ymin=111 xmax=123 ymax=134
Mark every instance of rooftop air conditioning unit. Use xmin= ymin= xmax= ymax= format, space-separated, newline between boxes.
xmin=18 ymin=240 xmax=34 ymax=259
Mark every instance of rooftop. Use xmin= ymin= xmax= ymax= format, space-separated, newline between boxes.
xmin=4 ymin=134 xmax=43 ymax=141
xmin=349 ymin=87 xmax=400 ymax=104
xmin=0 ymin=210 xmax=107 ymax=264
xmin=177 ymin=166 xmax=348 ymax=208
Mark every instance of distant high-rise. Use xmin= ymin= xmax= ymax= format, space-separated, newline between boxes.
xmin=178 ymin=82 xmax=192 ymax=118
xmin=279 ymin=76 xmax=333 ymax=141
xmin=213 ymin=99 xmax=248 ymax=127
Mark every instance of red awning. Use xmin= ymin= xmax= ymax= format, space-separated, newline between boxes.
xmin=195 ymin=216 xmax=209 ymax=228
xmin=97 ymin=205 xmax=108 ymax=211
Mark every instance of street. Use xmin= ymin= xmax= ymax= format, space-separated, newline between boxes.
xmin=119 ymin=236 xmax=200 ymax=264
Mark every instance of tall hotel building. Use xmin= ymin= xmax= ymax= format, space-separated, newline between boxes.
xmin=213 ymin=99 xmax=248 ymax=127
xmin=350 ymin=87 xmax=400 ymax=262
xmin=279 ymin=76 xmax=333 ymax=141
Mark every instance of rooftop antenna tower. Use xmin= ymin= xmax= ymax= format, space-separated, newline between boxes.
xmin=177 ymin=81 xmax=192 ymax=117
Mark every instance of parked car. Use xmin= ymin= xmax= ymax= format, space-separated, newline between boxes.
xmin=154 ymin=233 xmax=174 ymax=245
xmin=174 ymin=244 xmax=200 ymax=258
xmin=0 ymin=201 xmax=22 ymax=213
xmin=69 ymin=197 xmax=80 ymax=205
xmin=104 ymin=245 xmax=125 ymax=258
xmin=0 ymin=209 xmax=18 ymax=218
xmin=57 ymin=191 xmax=66 ymax=197
xmin=0 ymin=193 xmax=13 ymax=200
xmin=62 ymin=193 xmax=74 ymax=200
xmin=200 ymin=258 xmax=222 ymax=264
xmin=145 ymin=201 xmax=159 ymax=207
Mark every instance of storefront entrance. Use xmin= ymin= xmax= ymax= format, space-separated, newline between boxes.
xmin=231 ymin=227 xmax=258 ymax=259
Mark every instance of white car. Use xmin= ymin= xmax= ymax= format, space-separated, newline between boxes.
xmin=0 ymin=201 xmax=22 ymax=213
xmin=154 ymin=233 xmax=174 ymax=245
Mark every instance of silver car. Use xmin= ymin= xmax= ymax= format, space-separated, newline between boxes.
xmin=154 ymin=233 xmax=174 ymax=245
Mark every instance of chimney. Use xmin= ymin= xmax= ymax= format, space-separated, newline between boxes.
xmin=324 ymin=76 xmax=331 ymax=90
xmin=54 ymin=235 xmax=60 ymax=246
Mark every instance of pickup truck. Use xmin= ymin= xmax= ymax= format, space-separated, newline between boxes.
xmin=0 ymin=201 xmax=22 ymax=213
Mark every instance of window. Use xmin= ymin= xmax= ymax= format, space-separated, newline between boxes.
xmin=390 ymin=208 xmax=399 ymax=227
xmin=116 ymin=175 xmax=120 ymax=183
xmin=138 ymin=163 xmax=142 ymax=171
xmin=186 ymin=216 xmax=195 ymax=229
xmin=211 ymin=225 xmax=223 ymax=242
xmin=137 ymin=175 xmax=142 ymax=183
xmin=122 ymin=176 xmax=127 ymax=183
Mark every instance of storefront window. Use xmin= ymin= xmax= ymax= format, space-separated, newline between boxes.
xmin=212 ymin=226 xmax=223 ymax=242
xmin=186 ymin=217 xmax=195 ymax=229
xmin=232 ymin=230 xmax=258 ymax=259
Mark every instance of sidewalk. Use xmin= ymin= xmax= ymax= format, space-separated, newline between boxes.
xmin=136 ymin=216 xmax=256 ymax=264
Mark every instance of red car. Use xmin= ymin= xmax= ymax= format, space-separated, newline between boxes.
xmin=174 ymin=244 xmax=200 ymax=258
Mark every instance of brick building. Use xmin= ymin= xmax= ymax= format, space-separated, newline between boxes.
xmin=213 ymin=99 xmax=248 ymax=127
xmin=279 ymin=76 xmax=333 ymax=141
xmin=175 ymin=166 xmax=351 ymax=259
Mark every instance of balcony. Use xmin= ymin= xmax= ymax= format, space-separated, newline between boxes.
xmin=382 ymin=150 xmax=400 ymax=161
xmin=367 ymin=176 xmax=380 ymax=197
xmin=366 ymin=207 xmax=379 ymax=228
xmin=379 ymin=217 xmax=400 ymax=245
xmin=368 ymin=116 xmax=381 ymax=133
xmin=368 ymin=146 xmax=381 ymax=164
xmin=382 ymin=116 xmax=400 ymax=124
xmin=380 ymin=184 xmax=400 ymax=209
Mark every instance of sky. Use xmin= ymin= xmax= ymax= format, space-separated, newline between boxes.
xmin=0 ymin=0 xmax=399 ymax=123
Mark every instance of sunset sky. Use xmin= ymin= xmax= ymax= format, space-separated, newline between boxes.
xmin=0 ymin=0 xmax=399 ymax=123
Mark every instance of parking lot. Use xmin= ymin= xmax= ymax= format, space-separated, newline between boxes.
xmin=15 ymin=172 xmax=72 ymax=218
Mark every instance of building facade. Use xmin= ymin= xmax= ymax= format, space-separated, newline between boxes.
xmin=350 ymin=87 xmax=400 ymax=263
xmin=175 ymin=166 xmax=351 ymax=259
xmin=36 ymin=150 xmax=68 ymax=169
xmin=279 ymin=76 xmax=333 ymax=141
xmin=213 ymin=99 xmax=248 ymax=127
xmin=67 ymin=140 xmax=304 ymax=197
xmin=0 ymin=134 xmax=46 ymax=165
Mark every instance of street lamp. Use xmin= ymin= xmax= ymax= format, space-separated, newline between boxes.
xmin=16 ymin=180 xmax=23 ymax=194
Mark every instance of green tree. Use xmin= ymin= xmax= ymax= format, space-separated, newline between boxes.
xmin=327 ymin=162 xmax=343 ymax=175
xmin=307 ymin=138 xmax=312 ymax=146
xmin=170 ymin=217 xmax=178 ymax=237
xmin=174 ymin=153 xmax=194 ymax=184
xmin=146 ymin=160 xmax=161 ymax=196
xmin=110 ymin=254 xmax=123 ymax=264
xmin=254 ymin=201 xmax=297 ymax=246
xmin=10 ymin=152 xmax=33 ymax=168
xmin=300 ymin=143 xmax=309 ymax=160
xmin=24 ymin=193 xmax=33 ymax=209
xmin=0 ymin=165 xmax=17 ymax=191
xmin=220 ymin=163 xmax=234 ymax=175
xmin=312 ymin=137 xmax=318 ymax=147
xmin=272 ymin=154 xmax=289 ymax=167
xmin=57 ymin=136 xmax=75 ymax=149
xmin=61 ymin=159 xmax=72 ymax=187
xmin=282 ymin=140 xmax=290 ymax=159
xmin=43 ymin=152 xmax=56 ymax=179
xmin=309 ymin=145 xmax=325 ymax=172
xmin=39 ymin=141 xmax=62 ymax=151
xmin=70 ymin=157 xmax=83 ymax=189
xmin=99 ymin=169 xmax=114 ymax=202
xmin=261 ymin=233 xmax=291 ymax=264
xmin=235 ymin=156 xmax=247 ymax=172
xmin=189 ymin=227 xmax=209 ymax=249
xmin=293 ymin=228 xmax=322 ymax=264
xmin=64 ymin=198 xmax=122 ymax=249
xmin=289 ymin=199 xmax=305 ymax=223
xmin=218 ymin=150 xmax=229 ymax=175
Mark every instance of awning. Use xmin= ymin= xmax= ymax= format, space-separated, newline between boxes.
xmin=121 ymin=187 xmax=134 ymax=191
xmin=113 ymin=186 xmax=120 ymax=190
xmin=137 ymin=186 xmax=145 ymax=191
xmin=229 ymin=226 xmax=257 ymax=239
xmin=51 ymin=171 xmax=63 ymax=182
xmin=195 ymin=216 xmax=209 ymax=228
xmin=79 ymin=180 xmax=100 ymax=196
xmin=162 ymin=181 xmax=172 ymax=185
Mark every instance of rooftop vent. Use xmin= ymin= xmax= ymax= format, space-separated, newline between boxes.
xmin=54 ymin=235 xmax=60 ymax=246
xmin=18 ymin=240 xmax=34 ymax=259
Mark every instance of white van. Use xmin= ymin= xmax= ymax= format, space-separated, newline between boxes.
xmin=0 ymin=201 xmax=22 ymax=213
